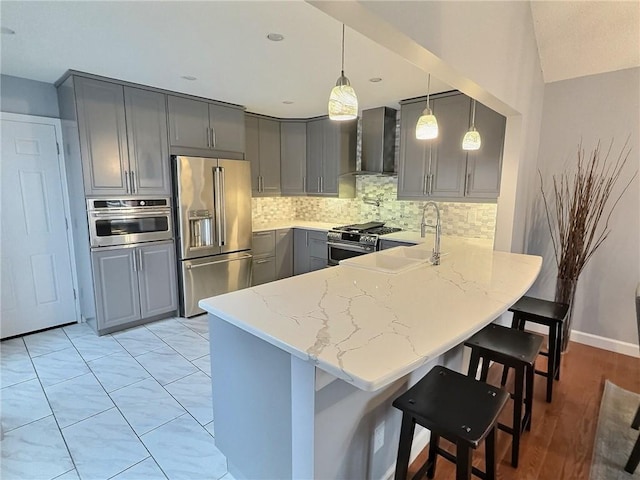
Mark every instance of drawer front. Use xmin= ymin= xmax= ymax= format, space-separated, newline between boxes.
xmin=252 ymin=230 xmax=276 ymax=257
xmin=252 ymin=257 xmax=277 ymax=286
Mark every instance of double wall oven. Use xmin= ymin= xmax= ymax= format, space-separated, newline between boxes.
xmin=327 ymin=222 xmax=401 ymax=266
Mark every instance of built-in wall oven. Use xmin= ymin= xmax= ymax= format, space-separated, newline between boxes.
xmin=87 ymin=198 xmax=173 ymax=248
xmin=327 ymin=222 xmax=402 ymax=266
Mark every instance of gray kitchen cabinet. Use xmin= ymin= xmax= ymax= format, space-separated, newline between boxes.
xmin=137 ymin=242 xmax=178 ymax=318
xmin=252 ymin=257 xmax=277 ymax=286
xmin=168 ymin=95 xmax=245 ymax=154
xmin=293 ymin=228 xmax=328 ymax=275
xmin=275 ymin=229 xmax=293 ymax=279
xmin=75 ymin=77 xmax=130 ymax=195
xmin=379 ymin=239 xmax=417 ymax=250
xmin=124 ymin=87 xmax=171 ymax=195
xmin=398 ymin=92 xmax=505 ymax=201
xmin=305 ymin=118 xmax=356 ymax=197
xmin=280 ymin=121 xmax=307 ymax=195
xmin=91 ymin=241 xmax=177 ymax=331
xmin=252 ymin=230 xmax=276 ymax=257
xmin=465 ymin=102 xmax=506 ymax=198
xmin=246 ymin=115 xmax=281 ymax=196
xmin=74 ymin=77 xmax=170 ymax=196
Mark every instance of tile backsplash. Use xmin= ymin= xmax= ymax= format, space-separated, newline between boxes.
xmin=252 ymin=175 xmax=497 ymax=240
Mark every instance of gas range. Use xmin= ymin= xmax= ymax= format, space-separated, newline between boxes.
xmin=327 ymin=222 xmax=402 ymax=265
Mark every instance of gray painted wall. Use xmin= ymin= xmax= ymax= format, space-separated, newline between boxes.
xmin=1 ymin=74 xmax=60 ymax=118
xmin=528 ymin=67 xmax=640 ymax=345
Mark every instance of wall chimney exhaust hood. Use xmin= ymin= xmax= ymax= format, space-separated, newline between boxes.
xmin=352 ymin=106 xmax=397 ymax=176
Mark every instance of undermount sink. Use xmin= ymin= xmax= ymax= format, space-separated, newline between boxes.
xmin=339 ymin=250 xmax=428 ymax=274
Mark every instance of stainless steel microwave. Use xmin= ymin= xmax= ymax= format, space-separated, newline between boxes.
xmin=87 ymin=198 xmax=173 ymax=248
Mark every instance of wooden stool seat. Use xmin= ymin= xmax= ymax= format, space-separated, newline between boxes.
xmin=393 ymin=366 xmax=509 ymax=480
xmin=465 ymin=324 xmax=544 ymax=468
xmin=506 ymin=296 xmax=570 ymax=403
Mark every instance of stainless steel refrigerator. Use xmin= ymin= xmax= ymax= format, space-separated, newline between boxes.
xmin=173 ymin=155 xmax=253 ymax=317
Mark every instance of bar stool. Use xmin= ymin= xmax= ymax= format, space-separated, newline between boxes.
xmin=503 ymin=296 xmax=570 ymax=403
xmin=393 ymin=365 xmax=509 ymax=480
xmin=464 ymin=324 xmax=543 ymax=468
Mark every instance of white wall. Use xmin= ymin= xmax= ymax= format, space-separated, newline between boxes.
xmin=528 ymin=67 xmax=640 ymax=345
xmin=1 ymin=74 xmax=60 ymax=118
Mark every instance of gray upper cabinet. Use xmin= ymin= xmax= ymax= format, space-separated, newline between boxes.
xmin=137 ymin=241 xmax=178 ymax=318
xmin=124 ymin=87 xmax=171 ymax=195
xmin=246 ymin=115 xmax=281 ymax=196
xmin=74 ymin=77 xmax=170 ymax=196
xmin=75 ymin=77 xmax=130 ymax=195
xmin=398 ymin=92 xmax=505 ymax=201
xmin=280 ymin=121 xmax=307 ymax=195
xmin=305 ymin=118 xmax=356 ymax=197
xmin=168 ymin=95 xmax=245 ymax=155
xmin=430 ymin=94 xmax=471 ymax=198
xmin=465 ymin=102 xmax=506 ymax=198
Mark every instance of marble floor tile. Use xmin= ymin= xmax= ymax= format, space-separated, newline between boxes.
xmin=32 ymin=347 xmax=90 ymax=387
xmin=0 ymin=337 xmax=28 ymax=356
xmin=220 ymin=472 xmax=237 ymax=480
xmin=135 ymin=346 xmax=198 ymax=385
xmin=165 ymin=371 xmax=214 ymax=426
xmin=162 ymin=329 xmax=210 ymax=361
xmin=69 ymin=333 xmax=125 ymax=362
xmin=141 ymin=415 xmax=228 ymax=480
xmin=204 ymin=421 xmax=215 ymax=437
xmin=110 ymin=378 xmax=186 ymax=435
xmin=44 ymin=372 xmax=114 ymax=428
xmin=52 ymin=469 xmax=80 ymax=480
xmin=0 ymin=347 xmax=37 ymax=388
xmin=23 ymin=328 xmax=73 ymax=357
xmin=88 ymin=351 xmax=150 ymax=393
xmin=112 ymin=326 xmax=166 ymax=357
xmin=62 ymin=322 xmax=94 ymax=339
xmin=1 ymin=415 xmax=74 ymax=480
xmin=62 ymin=408 xmax=149 ymax=480
xmin=178 ymin=315 xmax=209 ymax=336
xmin=145 ymin=318 xmax=195 ymax=339
xmin=191 ymin=354 xmax=212 ymax=377
xmin=1 ymin=378 xmax=52 ymax=432
xmin=110 ymin=457 xmax=167 ymax=480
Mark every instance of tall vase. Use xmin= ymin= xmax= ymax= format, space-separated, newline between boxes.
xmin=555 ymin=276 xmax=577 ymax=352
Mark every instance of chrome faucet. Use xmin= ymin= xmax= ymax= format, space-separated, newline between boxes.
xmin=420 ymin=201 xmax=441 ymax=265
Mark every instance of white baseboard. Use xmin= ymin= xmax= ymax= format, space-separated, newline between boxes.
xmin=383 ymin=428 xmax=430 ymax=480
xmin=522 ymin=323 xmax=639 ymax=358
xmin=569 ymin=329 xmax=639 ymax=358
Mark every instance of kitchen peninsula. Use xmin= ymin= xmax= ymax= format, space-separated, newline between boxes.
xmin=200 ymin=237 xmax=541 ymax=479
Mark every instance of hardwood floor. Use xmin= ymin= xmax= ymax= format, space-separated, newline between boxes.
xmin=406 ymin=341 xmax=640 ymax=480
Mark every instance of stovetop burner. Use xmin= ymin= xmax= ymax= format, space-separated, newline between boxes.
xmin=331 ymin=222 xmax=401 ymax=236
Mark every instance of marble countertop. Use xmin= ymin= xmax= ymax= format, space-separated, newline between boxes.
xmin=199 ymin=237 xmax=541 ymax=391
xmin=252 ymin=221 xmax=335 ymax=233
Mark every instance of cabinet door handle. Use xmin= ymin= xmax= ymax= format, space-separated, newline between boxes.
xmin=138 ymin=249 xmax=144 ymax=271
xmin=302 ymin=176 xmax=306 ymax=193
xmin=255 ymin=259 xmax=270 ymax=264
xmin=124 ymin=171 xmax=130 ymax=193
xmin=466 ymin=173 xmax=472 ymax=195
xmin=317 ymin=177 xmax=320 ymax=192
xmin=428 ymin=174 xmax=434 ymax=195
xmin=211 ymin=127 xmax=216 ymax=148
xmin=306 ymin=231 xmax=309 ymax=247
xmin=131 ymin=171 xmax=136 ymax=193
xmin=132 ymin=249 xmax=138 ymax=272
xmin=206 ymin=127 xmax=211 ymax=148
xmin=422 ymin=175 xmax=427 ymax=195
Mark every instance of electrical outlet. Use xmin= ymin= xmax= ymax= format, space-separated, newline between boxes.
xmin=374 ymin=421 xmax=385 ymax=453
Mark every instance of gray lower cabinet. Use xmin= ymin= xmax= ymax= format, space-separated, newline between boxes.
xmin=74 ymin=77 xmax=171 ymax=196
xmin=252 ymin=257 xmax=277 ymax=286
xmin=280 ymin=121 xmax=307 ymax=195
xmin=275 ymin=229 xmax=293 ymax=279
xmin=246 ymin=115 xmax=281 ymax=196
xmin=168 ymin=95 xmax=245 ymax=155
xmin=91 ymin=241 xmax=177 ymax=331
xmin=251 ymin=229 xmax=293 ymax=285
xmin=398 ymin=92 xmax=505 ymax=201
xmin=379 ymin=239 xmax=417 ymax=250
xmin=293 ymin=229 xmax=328 ymax=275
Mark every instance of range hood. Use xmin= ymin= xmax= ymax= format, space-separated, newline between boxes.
xmin=353 ymin=106 xmax=397 ymax=176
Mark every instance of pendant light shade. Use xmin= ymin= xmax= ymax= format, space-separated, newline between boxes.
xmin=462 ymin=99 xmax=481 ymax=151
xmin=328 ymin=25 xmax=358 ymax=121
xmin=416 ymin=74 xmax=438 ymax=139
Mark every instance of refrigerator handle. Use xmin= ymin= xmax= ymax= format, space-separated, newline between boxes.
xmin=213 ymin=166 xmax=227 ymax=247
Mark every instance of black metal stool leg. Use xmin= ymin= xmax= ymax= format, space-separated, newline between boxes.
xmin=501 ymin=314 xmax=520 ymax=386
xmin=554 ymin=322 xmax=562 ymax=381
xmin=456 ymin=441 xmax=473 ymax=480
xmin=426 ymin=433 xmax=440 ymax=479
xmin=546 ymin=323 xmax=558 ymax=402
xmin=395 ymin=414 xmax=415 ymax=480
xmin=625 ymin=432 xmax=640 ymax=474
xmin=480 ymin=358 xmax=490 ymax=382
xmin=632 ymin=404 xmax=640 ymax=430
xmin=525 ymin=364 xmax=534 ymax=431
xmin=468 ymin=350 xmax=481 ymax=380
xmin=511 ymin=367 xmax=524 ymax=468
xmin=485 ymin=426 xmax=497 ymax=480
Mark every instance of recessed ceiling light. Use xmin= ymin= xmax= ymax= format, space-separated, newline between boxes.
xmin=181 ymin=75 xmax=197 ymax=81
xmin=282 ymin=101 xmax=294 ymax=104
xmin=1 ymin=27 xmax=16 ymax=35
xmin=267 ymin=33 xmax=284 ymax=42
xmin=369 ymin=77 xmax=383 ymax=83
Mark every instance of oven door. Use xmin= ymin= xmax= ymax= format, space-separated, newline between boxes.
xmin=89 ymin=209 xmax=173 ymax=247
xmin=327 ymin=242 xmax=376 ymax=266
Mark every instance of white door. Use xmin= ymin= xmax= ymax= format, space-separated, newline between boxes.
xmin=1 ymin=117 xmax=77 ymax=338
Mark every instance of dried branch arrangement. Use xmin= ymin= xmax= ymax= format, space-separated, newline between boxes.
xmin=540 ymin=138 xmax=637 ymax=285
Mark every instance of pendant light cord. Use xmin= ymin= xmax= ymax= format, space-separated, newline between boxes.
xmin=426 ymin=74 xmax=431 ymax=106
xmin=341 ymin=24 xmax=345 ymax=75
xmin=470 ymin=99 xmax=477 ymax=127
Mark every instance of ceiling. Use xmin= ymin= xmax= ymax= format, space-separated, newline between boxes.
xmin=2 ymin=1 xmax=638 ymax=118
xmin=530 ymin=1 xmax=640 ymax=83
xmin=0 ymin=1 xmax=451 ymax=118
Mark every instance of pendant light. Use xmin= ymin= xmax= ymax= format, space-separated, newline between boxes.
xmin=328 ymin=24 xmax=358 ymax=121
xmin=462 ymin=99 xmax=482 ymax=151
xmin=415 ymin=74 xmax=438 ymax=139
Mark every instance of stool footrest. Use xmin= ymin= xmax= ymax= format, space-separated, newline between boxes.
xmin=434 ymin=447 xmax=488 ymax=479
